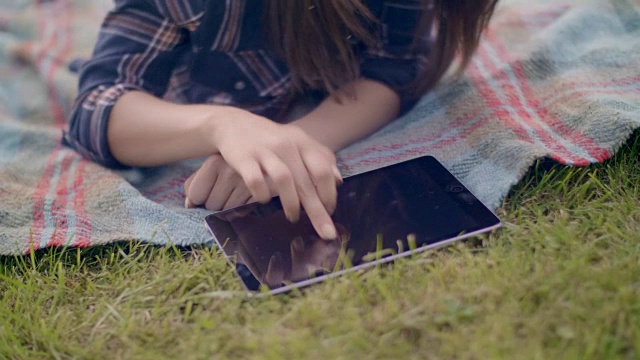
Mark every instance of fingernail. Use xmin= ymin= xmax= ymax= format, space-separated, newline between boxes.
xmin=285 ymin=213 xmax=299 ymax=223
xmin=271 ymin=251 xmax=283 ymax=264
xmin=321 ymin=224 xmax=338 ymax=239
xmin=292 ymin=236 xmax=304 ymax=251
xmin=185 ymin=198 xmax=195 ymax=209
xmin=333 ymin=166 xmax=343 ymax=184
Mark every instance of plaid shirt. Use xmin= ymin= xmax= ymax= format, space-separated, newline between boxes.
xmin=64 ymin=0 xmax=433 ymax=168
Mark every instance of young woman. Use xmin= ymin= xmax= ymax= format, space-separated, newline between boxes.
xmin=64 ymin=0 xmax=498 ymax=240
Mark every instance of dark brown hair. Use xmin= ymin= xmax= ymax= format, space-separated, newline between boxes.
xmin=267 ymin=0 xmax=498 ymax=98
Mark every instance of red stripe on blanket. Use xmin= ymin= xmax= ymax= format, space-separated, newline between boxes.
xmin=72 ymin=160 xmax=91 ymax=248
xmin=47 ymin=154 xmax=74 ymax=247
xmin=495 ymin=6 xmax=612 ymax=163
xmin=474 ymin=33 xmax=589 ymax=166
xmin=29 ymin=0 xmax=79 ymax=252
xmin=143 ymin=174 xmax=191 ymax=203
xmin=467 ymin=52 xmax=544 ymax=153
xmin=29 ymin=151 xmax=60 ymax=252
xmin=485 ymin=24 xmax=611 ymax=163
xmin=56 ymin=2 xmax=91 ymax=247
xmin=29 ymin=0 xmax=54 ymax=251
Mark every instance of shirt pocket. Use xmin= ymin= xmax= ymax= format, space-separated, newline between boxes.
xmin=191 ymin=51 xmax=245 ymax=92
xmin=228 ymin=50 xmax=292 ymax=98
xmin=191 ymin=50 xmax=291 ymax=99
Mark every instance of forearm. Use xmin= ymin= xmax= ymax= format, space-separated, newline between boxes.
xmin=107 ymin=91 xmax=224 ymax=166
xmin=290 ymin=79 xmax=401 ymax=152
xmin=107 ymin=79 xmax=399 ymax=166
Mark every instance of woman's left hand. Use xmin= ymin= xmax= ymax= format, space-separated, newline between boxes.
xmin=184 ymin=154 xmax=256 ymax=211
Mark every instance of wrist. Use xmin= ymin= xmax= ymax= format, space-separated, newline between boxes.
xmin=288 ymin=118 xmax=341 ymax=153
xmin=194 ymin=105 xmax=239 ymax=155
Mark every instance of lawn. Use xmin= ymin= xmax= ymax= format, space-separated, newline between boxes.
xmin=1 ymin=134 xmax=639 ymax=360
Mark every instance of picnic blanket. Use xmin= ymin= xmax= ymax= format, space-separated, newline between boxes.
xmin=1 ymin=0 xmax=639 ymax=255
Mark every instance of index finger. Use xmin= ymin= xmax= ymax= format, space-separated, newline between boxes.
xmin=300 ymin=150 xmax=338 ymax=214
xmin=300 ymin=191 xmax=338 ymax=240
xmin=280 ymin=151 xmax=338 ymax=240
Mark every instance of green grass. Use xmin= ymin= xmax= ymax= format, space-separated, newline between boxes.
xmin=2 ymin=136 xmax=640 ymax=360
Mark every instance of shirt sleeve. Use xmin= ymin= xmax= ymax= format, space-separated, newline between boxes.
xmin=360 ymin=0 xmax=433 ymax=113
xmin=63 ymin=0 xmax=201 ymax=168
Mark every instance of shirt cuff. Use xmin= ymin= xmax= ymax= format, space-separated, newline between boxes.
xmin=63 ymin=83 xmax=140 ymax=169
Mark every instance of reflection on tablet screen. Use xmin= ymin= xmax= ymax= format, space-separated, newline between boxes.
xmin=207 ymin=156 xmax=500 ymax=292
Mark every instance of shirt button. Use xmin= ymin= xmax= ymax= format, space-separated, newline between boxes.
xmin=234 ymin=81 xmax=246 ymax=91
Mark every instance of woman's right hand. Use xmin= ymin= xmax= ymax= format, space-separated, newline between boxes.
xmin=208 ymin=107 xmax=343 ymax=240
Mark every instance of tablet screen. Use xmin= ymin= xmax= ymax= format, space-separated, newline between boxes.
xmin=205 ymin=156 xmax=500 ymax=292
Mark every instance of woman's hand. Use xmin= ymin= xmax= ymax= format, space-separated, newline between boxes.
xmin=106 ymin=81 xmax=396 ymax=240
xmin=184 ymin=154 xmax=254 ymax=211
xmin=207 ymin=108 xmax=343 ymax=240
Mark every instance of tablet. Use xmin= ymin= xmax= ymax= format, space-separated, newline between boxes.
xmin=205 ymin=156 xmax=500 ymax=295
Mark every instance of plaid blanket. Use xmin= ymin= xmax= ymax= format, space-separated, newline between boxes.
xmin=1 ymin=0 xmax=639 ymax=255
